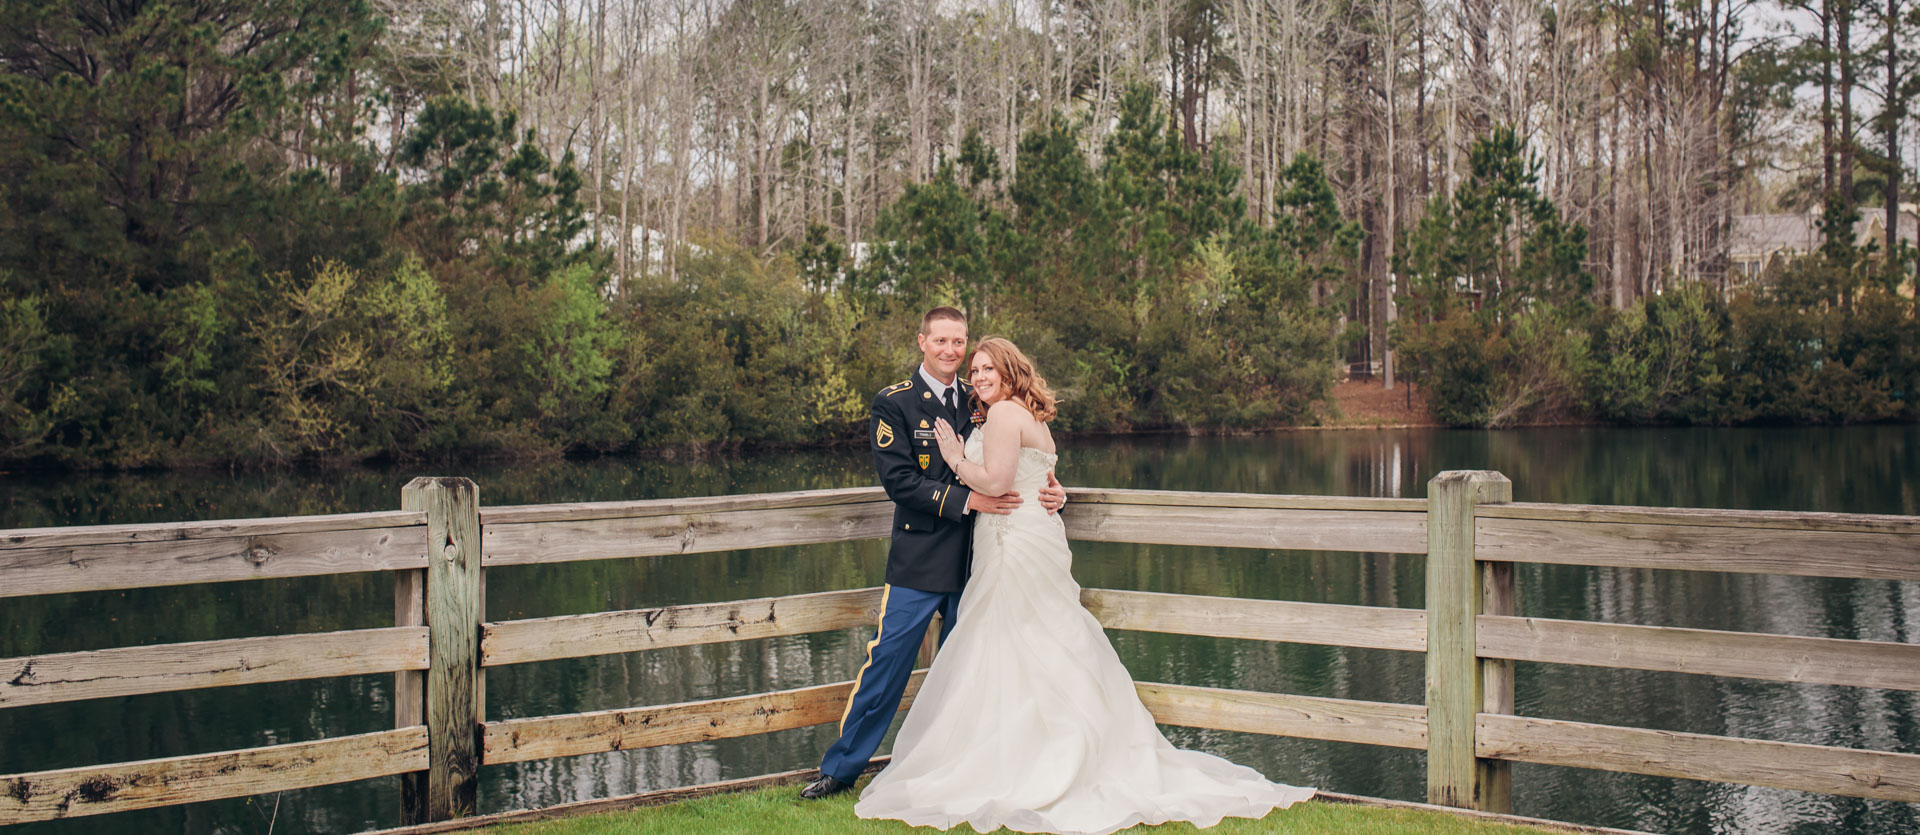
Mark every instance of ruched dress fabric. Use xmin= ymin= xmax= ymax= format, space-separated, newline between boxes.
xmin=854 ymin=435 xmax=1314 ymax=834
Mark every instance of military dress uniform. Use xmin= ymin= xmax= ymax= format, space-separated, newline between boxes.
xmin=817 ymin=369 xmax=978 ymax=786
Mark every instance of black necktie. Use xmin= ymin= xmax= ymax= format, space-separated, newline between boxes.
xmin=943 ymin=388 xmax=959 ymax=426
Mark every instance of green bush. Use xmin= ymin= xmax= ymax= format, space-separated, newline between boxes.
xmin=1583 ymin=284 xmax=1731 ymax=423
xmin=1403 ymin=315 xmax=1503 ymax=427
xmin=246 ymin=258 xmax=457 ymax=461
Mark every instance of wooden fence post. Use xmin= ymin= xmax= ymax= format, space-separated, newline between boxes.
xmin=402 ymin=477 xmax=482 ymax=822
xmin=394 ymin=566 xmax=427 ymax=824
xmin=917 ymin=613 xmax=943 ymax=668
xmin=1425 ymin=470 xmax=1513 ymax=812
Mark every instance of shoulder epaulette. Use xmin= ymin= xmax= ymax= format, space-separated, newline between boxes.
xmin=880 ymin=379 xmax=913 ymax=397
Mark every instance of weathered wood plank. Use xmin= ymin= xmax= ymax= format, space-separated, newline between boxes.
xmin=1476 ymin=714 xmax=1920 ymax=803
xmin=477 ymin=487 xmax=1426 ymax=528
xmin=405 ymin=477 xmax=482 ymax=822
xmin=484 ymin=671 xmax=928 ymax=764
xmin=1478 ymin=561 xmax=1516 ymax=813
xmin=1060 ymin=504 xmax=1427 ymax=554
xmin=395 ymin=568 xmax=427 ymax=825
xmin=1066 ymin=489 xmax=1430 ymax=513
xmin=0 ymin=627 xmax=427 ymax=708
xmin=484 ymin=502 xmax=894 ymax=566
xmin=1134 ymin=682 xmax=1428 ymax=749
xmin=1474 ymin=517 xmax=1920 ymax=580
xmin=1080 ymin=588 xmax=1427 ymax=652
xmin=0 ymin=525 xmax=428 ymax=599
xmin=483 ymin=588 xmax=885 ymax=667
xmin=1425 ymin=470 xmax=1511 ymax=811
xmin=0 ymin=728 xmax=428 ymax=823
xmin=1477 ymin=615 xmax=1920 ymax=691
xmin=479 ymin=488 xmax=886 ymax=525
xmin=0 ymin=511 xmax=424 ymax=551
xmin=917 ymin=614 xmax=942 ymax=668
xmin=1476 ymin=502 xmax=1920 ymax=535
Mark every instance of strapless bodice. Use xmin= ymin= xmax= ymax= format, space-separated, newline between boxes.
xmin=963 ymin=433 xmax=1057 ymax=497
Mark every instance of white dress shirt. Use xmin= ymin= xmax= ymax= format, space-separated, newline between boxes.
xmin=918 ymin=364 xmax=967 ymax=513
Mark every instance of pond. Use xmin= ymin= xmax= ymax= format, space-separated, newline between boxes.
xmin=2 ymin=425 xmax=1916 ymax=834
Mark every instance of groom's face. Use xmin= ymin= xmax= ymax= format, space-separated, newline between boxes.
xmin=917 ymin=319 xmax=968 ymax=382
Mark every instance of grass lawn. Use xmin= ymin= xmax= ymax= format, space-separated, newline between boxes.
xmin=447 ymin=779 xmax=1572 ymax=835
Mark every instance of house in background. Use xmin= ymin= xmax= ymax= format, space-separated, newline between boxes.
xmin=1727 ymin=204 xmax=1919 ymax=286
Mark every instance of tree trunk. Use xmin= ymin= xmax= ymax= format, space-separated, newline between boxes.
xmin=591 ymin=0 xmax=606 ymax=259
xmin=1611 ymin=87 xmax=1627 ymax=308
xmin=1839 ymin=0 xmax=1856 ymax=205
xmin=1381 ymin=0 xmax=1399 ymax=389
xmin=1822 ymin=0 xmax=1836 ymax=195
xmin=1886 ymin=0 xmax=1902 ymax=283
xmin=1465 ymin=0 xmax=1491 ymax=136
xmin=485 ymin=0 xmax=501 ymax=108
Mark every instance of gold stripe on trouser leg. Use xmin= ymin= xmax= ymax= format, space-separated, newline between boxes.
xmin=839 ymin=583 xmax=892 ymax=732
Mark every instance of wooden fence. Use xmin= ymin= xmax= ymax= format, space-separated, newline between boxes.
xmin=2 ymin=472 xmax=1917 ymax=829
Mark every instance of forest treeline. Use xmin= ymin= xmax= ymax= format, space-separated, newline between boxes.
xmin=0 ymin=1 xmax=1914 ymax=468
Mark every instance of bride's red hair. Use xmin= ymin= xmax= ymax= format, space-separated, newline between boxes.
xmin=972 ymin=337 xmax=1057 ymax=423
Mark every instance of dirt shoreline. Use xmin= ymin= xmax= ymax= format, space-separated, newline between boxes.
xmin=1314 ymin=378 xmax=1441 ymax=428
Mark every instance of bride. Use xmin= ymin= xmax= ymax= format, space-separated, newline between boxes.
xmin=854 ymin=337 xmax=1314 ymax=835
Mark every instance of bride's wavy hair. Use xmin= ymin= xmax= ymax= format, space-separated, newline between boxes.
xmin=970 ymin=337 xmax=1058 ymax=423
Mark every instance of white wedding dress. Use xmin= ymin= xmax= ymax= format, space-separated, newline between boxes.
xmin=855 ymin=434 xmax=1314 ymax=834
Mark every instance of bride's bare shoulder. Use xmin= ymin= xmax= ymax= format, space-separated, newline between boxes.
xmin=987 ymin=400 xmax=1035 ymax=422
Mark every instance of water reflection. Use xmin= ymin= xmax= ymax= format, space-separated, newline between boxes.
xmin=2 ymin=426 xmax=1916 ymax=834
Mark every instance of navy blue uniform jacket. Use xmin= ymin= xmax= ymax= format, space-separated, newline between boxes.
xmin=870 ymin=372 xmax=977 ymax=593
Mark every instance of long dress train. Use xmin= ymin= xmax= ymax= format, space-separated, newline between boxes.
xmin=855 ymin=436 xmax=1314 ymax=834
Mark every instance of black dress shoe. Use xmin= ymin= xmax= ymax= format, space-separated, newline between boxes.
xmin=800 ymin=774 xmax=852 ymax=799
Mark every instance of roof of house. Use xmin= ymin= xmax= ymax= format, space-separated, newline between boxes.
xmin=1858 ymin=206 xmax=1919 ymax=248
xmin=1729 ymin=205 xmax=1918 ymax=259
xmin=1727 ymin=214 xmax=1817 ymax=258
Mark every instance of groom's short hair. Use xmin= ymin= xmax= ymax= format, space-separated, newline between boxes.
xmin=920 ymin=306 xmax=967 ymax=335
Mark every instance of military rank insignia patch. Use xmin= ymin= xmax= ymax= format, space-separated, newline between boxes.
xmin=876 ymin=420 xmax=895 ymax=447
xmin=919 ymin=454 xmax=931 ymax=469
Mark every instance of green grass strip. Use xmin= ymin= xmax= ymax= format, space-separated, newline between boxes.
xmin=453 ymin=778 xmax=1569 ymax=835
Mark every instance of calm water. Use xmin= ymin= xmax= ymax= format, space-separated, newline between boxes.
xmin=3 ymin=426 xmax=1917 ymax=834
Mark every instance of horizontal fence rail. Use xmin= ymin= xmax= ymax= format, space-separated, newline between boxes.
xmin=1475 ymin=502 xmax=1920 ymax=581
xmin=0 ymin=512 xmax=428 ymax=598
xmin=0 ymin=728 xmax=429 ymax=824
xmin=1081 ymin=588 xmax=1427 ymax=652
xmin=1063 ymin=489 xmax=1429 ymax=554
xmin=1135 ymin=683 xmax=1429 ymax=750
xmin=3 ymin=477 xmax=1917 ymax=830
xmin=0 ymin=627 xmax=429 ymax=708
xmin=1476 ymin=615 xmax=1920 ymax=692
xmin=480 ymin=488 xmax=893 ymax=566
xmin=482 ymin=588 xmax=885 ymax=667
xmin=486 ymin=672 xmax=929 ymax=765
xmin=1476 ymin=714 xmax=1920 ymax=803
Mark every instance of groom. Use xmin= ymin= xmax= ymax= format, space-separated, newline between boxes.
xmin=803 ymin=306 xmax=1066 ymax=799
